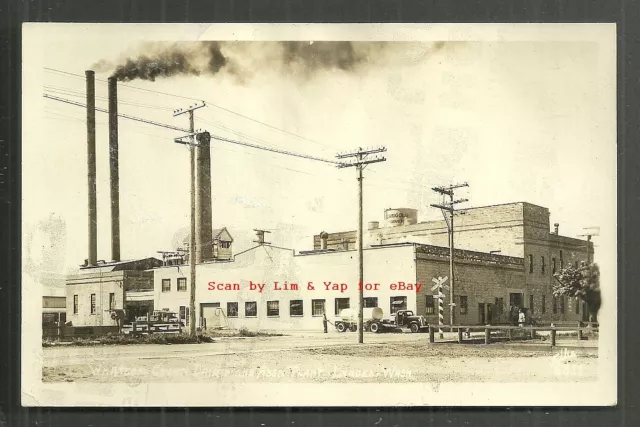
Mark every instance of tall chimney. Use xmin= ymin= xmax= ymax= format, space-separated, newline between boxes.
xmin=554 ymin=223 xmax=559 ymax=235
xmin=86 ymin=71 xmax=97 ymax=267
xmin=108 ymin=77 xmax=121 ymax=262
xmin=196 ymin=131 xmax=213 ymax=262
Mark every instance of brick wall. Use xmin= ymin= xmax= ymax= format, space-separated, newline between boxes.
xmin=523 ymin=205 xmax=591 ymax=323
xmin=415 ymin=245 xmax=525 ymax=326
xmin=315 ymin=203 xmax=526 ymax=257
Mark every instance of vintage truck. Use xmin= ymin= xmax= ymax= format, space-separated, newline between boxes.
xmin=334 ymin=308 xmax=429 ymax=333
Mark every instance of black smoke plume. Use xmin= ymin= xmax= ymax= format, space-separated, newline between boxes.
xmin=110 ymin=42 xmax=227 ymax=82
xmin=99 ymin=41 xmax=451 ymax=83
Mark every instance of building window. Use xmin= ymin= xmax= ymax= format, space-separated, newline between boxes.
xmin=529 ymin=254 xmax=534 ymax=273
xmin=560 ymin=297 xmax=565 ymax=314
xmin=364 ymin=297 xmax=378 ymax=308
xmin=335 ymin=298 xmax=350 ymax=315
xmin=267 ymin=301 xmax=279 ymax=317
xmin=179 ymin=306 xmax=190 ymax=326
xmin=177 ymin=278 xmax=187 ymax=292
xmin=312 ymin=299 xmax=326 ymax=317
xmin=529 ymin=295 xmax=534 ymax=314
xmin=560 ymin=250 xmax=564 ymax=269
xmin=552 ymin=296 xmax=557 ymax=314
xmin=494 ymin=297 xmax=504 ymax=316
xmin=552 ymin=258 xmax=557 ymax=274
xmin=459 ymin=296 xmax=468 ymax=315
xmin=109 ymin=293 xmax=115 ymax=310
xmin=73 ymin=295 xmax=78 ymax=314
xmin=541 ymin=256 xmax=546 ymax=274
xmin=425 ymin=295 xmax=435 ymax=315
xmin=390 ymin=296 xmax=407 ymax=314
xmin=227 ymin=302 xmax=238 ymax=317
xmin=541 ymin=295 xmax=546 ymax=314
xmin=575 ymin=298 xmax=580 ymax=314
xmin=90 ymin=294 xmax=96 ymax=315
xmin=245 ymin=302 xmax=257 ymax=317
xmin=220 ymin=241 xmax=231 ymax=249
xmin=290 ymin=300 xmax=303 ymax=316
xmin=162 ymin=279 xmax=171 ymax=292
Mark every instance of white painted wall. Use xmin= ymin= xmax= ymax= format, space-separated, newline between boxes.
xmin=153 ymin=244 xmax=419 ymax=331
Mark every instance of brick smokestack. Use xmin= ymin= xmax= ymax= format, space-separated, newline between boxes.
xmin=86 ymin=71 xmax=97 ymax=266
xmin=108 ymin=77 xmax=121 ymax=262
xmin=196 ymin=131 xmax=213 ymax=262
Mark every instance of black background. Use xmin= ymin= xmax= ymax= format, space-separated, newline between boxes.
xmin=1 ymin=0 xmax=638 ymax=426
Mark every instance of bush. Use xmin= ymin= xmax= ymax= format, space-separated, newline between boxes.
xmin=494 ymin=328 xmax=537 ymax=341
xmin=238 ymin=326 xmax=255 ymax=337
xmin=42 ymin=333 xmax=214 ymax=346
xmin=236 ymin=326 xmax=284 ymax=337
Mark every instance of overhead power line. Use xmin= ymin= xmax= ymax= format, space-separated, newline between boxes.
xmin=43 ymin=67 xmax=330 ymax=147
xmin=44 ymin=93 xmax=189 ymax=133
xmin=208 ymin=134 xmax=339 ymax=165
xmin=43 ymin=92 xmax=338 ymax=165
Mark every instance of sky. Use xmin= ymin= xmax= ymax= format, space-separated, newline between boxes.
xmin=22 ymin=24 xmax=616 ymax=282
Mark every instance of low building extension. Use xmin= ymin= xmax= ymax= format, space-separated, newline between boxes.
xmin=65 ymin=257 xmax=162 ymax=327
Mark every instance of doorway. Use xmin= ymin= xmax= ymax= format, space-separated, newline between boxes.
xmin=509 ymin=292 xmax=523 ymax=308
xmin=478 ymin=303 xmax=494 ymax=325
xmin=201 ymin=302 xmax=221 ymax=329
xmin=509 ymin=292 xmax=524 ymax=324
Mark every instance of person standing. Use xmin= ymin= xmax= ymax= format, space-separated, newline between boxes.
xmin=518 ymin=309 xmax=526 ymax=327
xmin=511 ymin=305 xmax=519 ymax=326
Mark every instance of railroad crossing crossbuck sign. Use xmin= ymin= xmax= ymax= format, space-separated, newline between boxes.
xmin=431 ymin=276 xmax=449 ymax=338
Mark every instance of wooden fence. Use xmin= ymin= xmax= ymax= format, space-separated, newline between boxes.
xmin=428 ymin=323 xmax=599 ymax=346
xmin=42 ymin=325 xmax=119 ymax=339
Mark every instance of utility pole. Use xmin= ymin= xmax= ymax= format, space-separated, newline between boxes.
xmin=336 ymin=147 xmax=387 ymax=344
xmin=253 ymin=229 xmax=272 ymax=246
xmin=173 ymin=102 xmax=205 ymax=336
xmin=578 ymin=227 xmax=600 ymax=264
xmin=430 ymin=182 xmax=469 ymax=330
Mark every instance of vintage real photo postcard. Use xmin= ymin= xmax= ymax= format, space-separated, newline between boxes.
xmin=21 ymin=23 xmax=617 ymax=406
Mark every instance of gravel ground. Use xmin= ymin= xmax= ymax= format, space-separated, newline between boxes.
xmin=43 ymin=339 xmax=597 ymax=384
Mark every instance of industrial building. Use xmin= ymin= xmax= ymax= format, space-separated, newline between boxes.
xmin=150 ymin=202 xmax=593 ymax=331
xmin=313 ymin=202 xmax=593 ymax=326
xmin=64 ymin=71 xmax=226 ymax=328
xmin=65 ymin=258 xmax=161 ymax=327
xmin=63 ymin=70 xmax=593 ymax=332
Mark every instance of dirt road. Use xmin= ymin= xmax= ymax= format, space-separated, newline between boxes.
xmin=43 ymin=332 xmax=597 ymax=383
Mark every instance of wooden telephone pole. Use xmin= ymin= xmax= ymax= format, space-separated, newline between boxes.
xmin=578 ymin=226 xmax=600 ymax=264
xmin=430 ymin=182 xmax=469 ymax=330
xmin=173 ymin=101 xmax=205 ymax=336
xmin=336 ymin=147 xmax=387 ymax=344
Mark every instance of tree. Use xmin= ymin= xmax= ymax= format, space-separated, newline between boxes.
xmin=553 ymin=262 xmax=601 ymax=323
